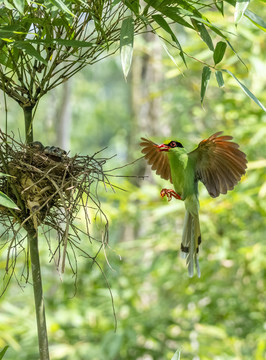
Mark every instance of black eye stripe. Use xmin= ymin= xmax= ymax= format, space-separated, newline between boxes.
xmin=166 ymin=141 xmax=184 ymax=148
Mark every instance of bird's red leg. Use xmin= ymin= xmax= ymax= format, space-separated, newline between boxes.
xmin=160 ymin=189 xmax=182 ymax=201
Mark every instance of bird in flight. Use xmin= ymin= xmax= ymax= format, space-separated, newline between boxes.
xmin=140 ymin=132 xmax=247 ymax=277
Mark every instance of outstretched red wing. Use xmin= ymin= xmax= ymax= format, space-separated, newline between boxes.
xmin=140 ymin=137 xmax=172 ymax=183
xmin=188 ymin=132 xmax=247 ymax=198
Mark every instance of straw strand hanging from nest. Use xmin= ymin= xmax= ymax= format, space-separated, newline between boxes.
xmin=0 ymin=130 xmax=113 ymax=293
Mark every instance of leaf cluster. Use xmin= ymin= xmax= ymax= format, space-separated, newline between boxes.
xmin=0 ymin=0 xmax=265 ymax=111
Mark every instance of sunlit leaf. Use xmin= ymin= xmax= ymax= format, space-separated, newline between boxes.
xmin=213 ymin=41 xmax=227 ymax=65
xmin=201 ymin=66 xmax=211 ymax=104
xmin=152 ymin=14 xmax=186 ymax=66
xmin=222 ymin=69 xmax=266 ymax=111
xmin=0 ymin=172 xmax=15 ymax=178
xmin=245 ymin=9 xmax=266 ymax=32
xmin=215 ymin=70 xmax=224 ymax=87
xmin=234 ymin=0 xmax=250 ymax=24
xmin=13 ymin=0 xmax=24 ymax=14
xmin=0 ymin=191 xmax=19 ymax=210
xmin=215 ymin=0 xmax=224 ymax=15
xmin=171 ymin=349 xmax=181 ymax=360
xmin=161 ymin=41 xmax=183 ymax=73
xmin=3 ymin=0 xmax=14 ymax=10
xmin=49 ymin=0 xmax=75 ymax=17
xmin=120 ymin=16 xmax=134 ymax=80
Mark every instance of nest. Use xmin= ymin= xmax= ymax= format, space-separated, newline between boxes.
xmin=0 ymin=131 xmax=113 ymax=292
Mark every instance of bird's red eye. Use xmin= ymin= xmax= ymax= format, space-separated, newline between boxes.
xmin=170 ymin=141 xmax=176 ymax=148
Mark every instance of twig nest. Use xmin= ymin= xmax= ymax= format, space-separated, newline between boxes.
xmin=0 ymin=132 xmax=109 ymax=224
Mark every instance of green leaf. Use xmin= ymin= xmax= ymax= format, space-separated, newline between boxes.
xmin=201 ymin=66 xmax=211 ymax=104
xmin=222 ymin=69 xmax=266 ymax=111
xmin=215 ymin=0 xmax=224 ymax=15
xmin=152 ymin=14 xmax=186 ymax=67
xmin=14 ymin=42 xmax=48 ymax=65
xmin=171 ymin=349 xmax=181 ymax=360
xmin=125 ymin=0 xmax=139 ymax=15
xmin=190 ymin=15 xmax=228 ymax=40
xmin=0 ymin=191 xmax=19 ymax=210
xmin=192 ymin=19 xmax=214 ymax=51
xmin=213 ymin=41 xmax=227 ymax=65
xmin=227 ymin=40 xmax=247 ymax=70
xmin=120 ymin=16 xmax=134 ymax=80
xmin=29 ymin=38 xmax=95 ymax=48
xmin=13 ymin=0 xmax=24 ymax=14
xmin=245 ymin=9 xmax=266 ymax=32
xmin=0 ymin=346 xmax=9 ymax=360
xmin=0 ymin=172 xmax=15 ymax=178
xmin=235 ymin=0 xmax=250 ymax=24
xmin=157 ymin=7 xmax=194 ymax=30
xmin=161 ymin=41 xmax=182 ymax=73
xmin=49 ymin=0 xmax=75 ymax=17
xmin=3 ymin=0 xmax=14 ymax=10
xmin=215 ymin=70 xmax=224 ymax=87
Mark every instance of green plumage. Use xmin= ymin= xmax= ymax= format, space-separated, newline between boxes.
xmin=168 ymin=148 xmax=201 ymax=277
xmin=140 ymin=132 xmax=247 ymax=278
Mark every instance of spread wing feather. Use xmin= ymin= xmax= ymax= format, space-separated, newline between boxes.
xmin=140 ymin=137 xmax=172 ymax=183
xmin=188 ymin=132 xmax=247 ymax=198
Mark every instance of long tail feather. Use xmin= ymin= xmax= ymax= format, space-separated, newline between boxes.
xmin=181 ymin=210 xmax=201 ymax=277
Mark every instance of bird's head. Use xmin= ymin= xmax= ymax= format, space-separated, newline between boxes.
xmin=156 ymin=140 xmax=184 ymax=152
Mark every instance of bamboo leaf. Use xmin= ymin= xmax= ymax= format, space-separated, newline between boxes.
xmin=222 ymin=69 xmax=266 ymax=111
xmin=0 ymin=191 xmax=19 ymax=210
xmin=124 ymin=0 xmax=139 ymax=15
xmin=152 ymin=14 xmax=186 ymax=66
xmin=29 ymin=38 xmax=95 ymax=48
xmin=0 ymin=346 xmax=9 ymax=360
xmin=0 ymin=172 xmax=15 ymax=178
xmin=235 ymin=0 xmax=250 ymax=24
xmin=3 ymin=0 xmax=14 ymax=10
xmin=201 ymin=66 xmax=211 ymax=104
xmin=227 ymin=40 xmax=247 ymax=70
xmin=13 ymin=0 xmax=24 ymax=14
xmin=14 ymin=42 xmax=48 ymax=65
xmin=215 ymin=0 xmax=224 ymax=15
xmin=245 ymin=9 xmax=266 ymax=32
xmin=192 ymin=19 xmax=214 ymax=51
xmin=49 ymin=0 xmax=75 ymax=17
xmin=120 ymin=16 xmax=134 ymax=80
xmin=171 ymin=349 xmax=181 ymax=360
xmin=215 ymin=70 xmax=224 ymax=87
xmin=213 ymin=41 xmax=227 ymax=65
xmin=157 ymin=7 xmax=194 ymax=30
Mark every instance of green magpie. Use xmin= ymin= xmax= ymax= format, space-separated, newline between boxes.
xmin=140 ymin=132 xmax=247 ymax=277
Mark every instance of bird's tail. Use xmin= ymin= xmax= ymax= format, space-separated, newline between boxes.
xmin=180 ymin=210 xmax=201 ymax=277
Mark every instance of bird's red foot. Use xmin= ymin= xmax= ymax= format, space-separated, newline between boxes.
xmin=160 ymin=189 xmax=182 ymax=201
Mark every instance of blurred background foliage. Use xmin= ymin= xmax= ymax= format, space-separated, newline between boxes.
xmin=0 ymin=1 xmax=266 ymax=360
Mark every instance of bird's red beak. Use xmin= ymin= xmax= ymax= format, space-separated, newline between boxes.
xmin=156 ymin=143 xmax=170 ymax=152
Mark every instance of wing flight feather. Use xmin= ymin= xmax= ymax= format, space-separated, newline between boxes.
xmin=188 ymin=132 xmax=247 ymax=198
xmin=140 ymin=137 xmax=172 ymax=183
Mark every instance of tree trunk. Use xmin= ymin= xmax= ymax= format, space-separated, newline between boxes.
xmin=27 ymin=226 xmax=50 ymax=360
xmin=23 ymin=106 xmax=34 ymax=144
xmin=23 ymin=106 xmax=50 ymax=359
